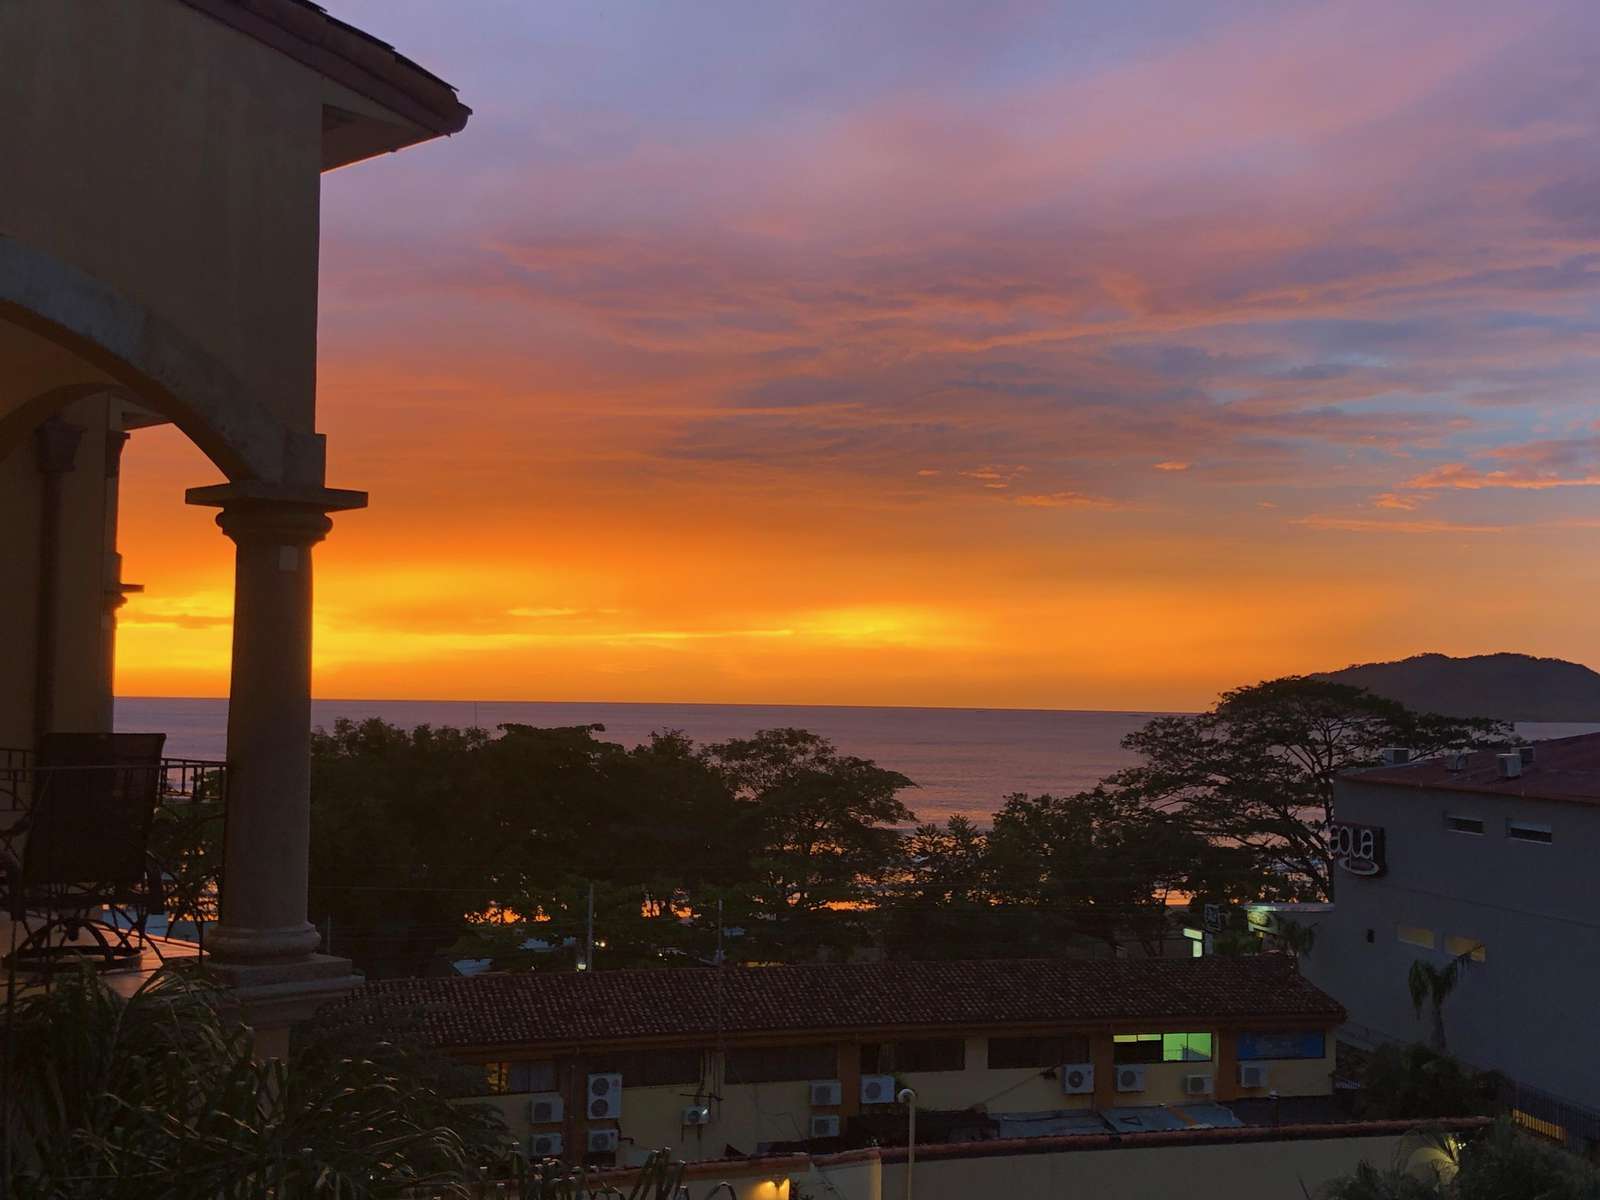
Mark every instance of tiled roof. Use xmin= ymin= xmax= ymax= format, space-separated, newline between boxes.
xmin=1346 ymin=732 xmax=1600 ymax=805
xmin=341 ymin=956 xmax=1344 ymax=1050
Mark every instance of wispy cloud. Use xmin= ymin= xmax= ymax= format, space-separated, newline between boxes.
xmin=1292 ymin=514 xmax=1504 ymax=535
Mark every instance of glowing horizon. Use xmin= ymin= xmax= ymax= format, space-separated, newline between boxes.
xmin=114 ymin=0 xmax=1600 ymax=710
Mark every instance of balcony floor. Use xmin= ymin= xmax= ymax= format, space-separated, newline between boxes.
xmin=1 ymin=912 xmax=201 ymax=1001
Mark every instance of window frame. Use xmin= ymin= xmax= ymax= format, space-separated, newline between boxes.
xmin=861 ymin=1038 xmax=966 ymax=1075
xmin=590 ymin=1048 xmax=706 ymax=1089
xmin=987 ymin=1035 xmax=1092 ymax=1070
xmin=1397 ymin=925 xmax=1436 ymax=949
xmin=724 ymin=1043 xmax=837 ymax=1085
xmin=1444 ymin=814 xmax=1484 ymax=836
xmin=1506 ymin=820 xmax=1553 ymax=844
xmin=1112 ymin=1032 xmax=1213 ymax=1064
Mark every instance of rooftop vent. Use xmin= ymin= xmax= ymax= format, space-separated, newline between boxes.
xmin=1518 ymin=745 xmax=1536 ymax=766
xmin=1497 ymin=753 xmax=1523 ymax=780
xmin=1379 ymin=747 xmax=1411 ymax=767
xmin=1445 ymin=752 xmax=1470 ymax=772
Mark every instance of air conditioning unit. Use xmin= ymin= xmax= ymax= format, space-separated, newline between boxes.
xmin=1497 ymin=753 xmax=1523 ymax=779
xmin=1060 ymin=1062 xmax=1095 ymax=1095
xmin=586 ymin=1128 xmax=619 ymax=1155
xmin=1238 ymin=1063 xmax=1270 ymax=1089
xmin=1183 ymin=1073 xmax=1214 ymax=1096
xmin=528 ymin=1132 xmax=563 ymax=1158
xmin=809 ymin=1114 xmax=842 ymax=1139
xmin=682 ymin=1105 xmax=711 ymax=1127
xmin=528 ymin=1093 xmax=564 ymax=1125
xmin=1379 ymin=746 xmax=1411 ymax=766
xmin=810 ymin=1079 xmax=843 ymax=1107
xmin=586 ymin=1073 xmax=622 ymax=1120
xmin=860 ymin=1074 xmax=897 ymax=1105
xmin=1115 ymin=1066 xmax=1146 ymax=1094
xmin=1446 ymin=752 xmax=1470 ymax=772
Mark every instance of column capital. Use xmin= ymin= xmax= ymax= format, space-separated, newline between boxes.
xmin=186 ymin=480 xmax=367 ymax=546
xmin=185 ymin=479 xmax=368 ymax=512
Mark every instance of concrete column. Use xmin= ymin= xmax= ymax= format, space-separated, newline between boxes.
xmin=206 ymin=498 xmax=331 ymax=962
xmin=187 ymin=480 xmax=366 ymax=1044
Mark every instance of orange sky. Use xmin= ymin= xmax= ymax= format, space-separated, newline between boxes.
xmin=113 ymin=0 xmax=1600 ymax=710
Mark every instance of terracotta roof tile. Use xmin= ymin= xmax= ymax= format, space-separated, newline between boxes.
xmin=341 ymin=956 xmax=1344 ymax=1050
xmin=1347 ymin=731 xmax=1600 ymax=806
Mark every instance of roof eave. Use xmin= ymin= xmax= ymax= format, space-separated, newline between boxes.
xmin=178 ymin=0 xmax=471 ymax=154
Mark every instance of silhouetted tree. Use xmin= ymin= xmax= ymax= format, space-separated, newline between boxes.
xmin=701 ymin=728 xmax=915 ymax=960
xmin=1115 ymin=678 xmax=1507 ymax=899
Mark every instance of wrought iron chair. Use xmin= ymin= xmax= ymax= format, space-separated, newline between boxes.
xmin=0 ymin=731 xmax=167 ymax=964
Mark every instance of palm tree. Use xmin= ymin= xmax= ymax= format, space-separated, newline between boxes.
xmin=1407 ymin=946 xmax=1478 ymax=1053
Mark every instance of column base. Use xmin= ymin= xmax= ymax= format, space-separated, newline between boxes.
xmin=207 ymin=920 xmax=323 ymax=962
xmin=210 ymin=953 xmax=363 ymax=1041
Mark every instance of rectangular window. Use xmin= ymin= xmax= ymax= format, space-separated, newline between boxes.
xmin=1236 ymin=1031 xmax=1327 ymax=1061
xmin=1112 ymin=1032 xmax=1212 ymax=1064
xmin=860 ymin=1038 xmax=965 ymax=1074
xmin=1507 ymin=821 xmax=1553 ymax=844
xmin=987 ymin=1035 xmax=1091 ymax=1070
xmin=1445 ymin=815 xmax=1484 ymax=835
xmin=509 ymin=1061 xmax=557 ymax=1093
xmin=1445 ymin=936 xmax=1487 ymax=963
xmin=724 ymin=1044 xmax=836 ymax=1085
xmin=484 ymin=1061 xmax=510 ymax=1095
xmin=1397 ymin=925 xmax=1435 ymax=949
xmin=591 ymin=1049 xmax=705 ymax=1088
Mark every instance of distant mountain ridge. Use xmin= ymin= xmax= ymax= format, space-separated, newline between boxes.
xmin=1315 ymin=653 xmax=1600 ymax=723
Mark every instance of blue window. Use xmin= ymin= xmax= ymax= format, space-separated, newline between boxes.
xmin=1236 ymin=1031 xmax=1326 ymax=1061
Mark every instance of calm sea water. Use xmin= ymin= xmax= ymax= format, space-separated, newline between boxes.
xmin=115 ymin=698 xmax=1168 ymax=824
xmin=114 ymin=698 xmax=1600 ymax=826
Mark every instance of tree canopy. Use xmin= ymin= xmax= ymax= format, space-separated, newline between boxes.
xmin=1112 ymin=677 xmax=1508 ymax=899
xmin=303 ymin=676 xmax=1507 ymax=976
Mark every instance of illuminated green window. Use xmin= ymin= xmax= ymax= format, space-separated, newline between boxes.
xmin=1113 ymin=1032 xmax=1213 ymax=1064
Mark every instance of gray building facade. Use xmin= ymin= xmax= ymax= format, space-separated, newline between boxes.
xmin=1303 ymin=734 xmax=1600 ymax=1114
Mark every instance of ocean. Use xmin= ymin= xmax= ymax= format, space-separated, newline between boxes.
xmin=114 ymin=698 xmax=1600 ymax=826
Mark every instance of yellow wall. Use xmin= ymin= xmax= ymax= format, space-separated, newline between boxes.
xmin=473 ymin=1025 xmax=1336 ymax=1167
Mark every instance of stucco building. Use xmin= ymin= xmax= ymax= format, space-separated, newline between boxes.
xmin=1304 ymin=734 xmax=1600 ymax=1143
xmin=1 ymin=0 xmax=467 ymax=1046
xmin=348 ymin=955 xmax=1346 ymax=1168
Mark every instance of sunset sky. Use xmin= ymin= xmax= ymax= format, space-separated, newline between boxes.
xmin=116 ymin=0 xmax=1600 ymax=711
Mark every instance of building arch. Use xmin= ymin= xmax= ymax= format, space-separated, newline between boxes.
xmin=0 ymin=235 xmax=302 ymax=483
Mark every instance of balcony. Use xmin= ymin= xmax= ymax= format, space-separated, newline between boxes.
xmin=1 ymin=746 xmax=226 ymax=980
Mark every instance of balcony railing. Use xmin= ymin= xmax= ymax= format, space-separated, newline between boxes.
xmin=1 ymin=747 xmax=226 ymax=948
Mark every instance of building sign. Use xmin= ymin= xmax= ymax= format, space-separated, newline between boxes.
xmin=1237 ymin=1031 xmax=1327 ymax=1061
xmin=1329 ymin=821 xmax=1386 ymax=877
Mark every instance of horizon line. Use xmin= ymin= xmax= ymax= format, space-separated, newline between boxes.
xmin=115 ymin=695 xmax=1182 ymax=718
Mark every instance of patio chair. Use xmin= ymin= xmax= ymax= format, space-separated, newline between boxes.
xmin=0 ymin=731 xmax=167 ymax=965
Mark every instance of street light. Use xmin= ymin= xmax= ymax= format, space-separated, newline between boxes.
xmin=898 ymin=1088 xmax=917 ymax=1200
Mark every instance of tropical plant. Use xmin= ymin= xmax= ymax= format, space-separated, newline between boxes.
xmin=1 ymin=962 xmax=503 ymax=1199
xmin=1357 ymin=1044 xmax=1502 ymax=1121
xmin=1409 ymin=947 xmax=1478 ymax=1053
xmin=1315 ymin=1118 xmax=1600 ymax=1200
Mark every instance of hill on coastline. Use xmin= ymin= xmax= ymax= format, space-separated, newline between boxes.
xmin=1315 ymin=653 xmax=1600 ymax=722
